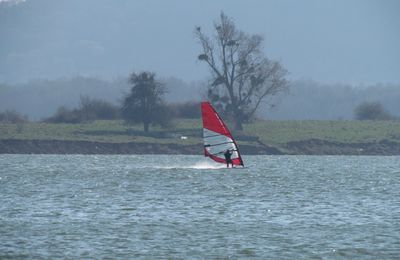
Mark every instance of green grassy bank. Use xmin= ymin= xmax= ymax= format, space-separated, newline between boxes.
xmin=1 ymin=119 xmax=400 ymax=154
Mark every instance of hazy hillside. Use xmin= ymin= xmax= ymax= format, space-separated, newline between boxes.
xmin=262 ymin=80 xmax=400 ymax=120
xmin=0 ymin=77 xmax=204 ymax=120
xmin=1 ymin=78 xmax=399 ymax=121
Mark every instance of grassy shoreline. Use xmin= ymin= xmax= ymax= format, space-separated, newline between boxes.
xmin=1 ymin=119 xmax=400 ymax=155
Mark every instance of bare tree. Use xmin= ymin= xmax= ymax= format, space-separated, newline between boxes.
xmin=195 ymin=12 xmax=288 ymax=130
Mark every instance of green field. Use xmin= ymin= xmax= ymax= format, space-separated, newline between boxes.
xmin=0 ymin=120 xmax=202 ymax=145
xmin=245 ymin=120 xmax=400 ymax=146
xmin=2 ymin=119 xmax=400 ymax=150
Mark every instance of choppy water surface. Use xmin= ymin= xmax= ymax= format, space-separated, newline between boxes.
xmin=1 ymin=155 xmax=399 ymax=259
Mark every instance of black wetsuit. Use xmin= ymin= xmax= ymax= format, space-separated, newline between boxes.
xmin=224 ymin=150 xmax=233 ymax=167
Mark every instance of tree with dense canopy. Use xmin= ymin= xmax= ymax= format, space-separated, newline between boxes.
xmin=195 ymin=12 xmax=288 ymax=130
xmin=354 ymin=101 xmax=394 ymax=120
xmin=121 ymin=72 xmax=168 ymax=132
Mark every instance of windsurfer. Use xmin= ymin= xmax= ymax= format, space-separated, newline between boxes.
xmin=224 ymin=149 xmax=233 ymax=168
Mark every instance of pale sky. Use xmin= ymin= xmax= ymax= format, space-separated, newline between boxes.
xmin=0 ymin=0 xmax=399 ymax=85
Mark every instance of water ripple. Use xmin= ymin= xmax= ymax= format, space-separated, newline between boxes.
xmin=0 ymin=155 xmax=399 ymax=258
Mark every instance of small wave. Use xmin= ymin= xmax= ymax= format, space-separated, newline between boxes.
xmin=153 ymin=161 xmax=226 ymax=170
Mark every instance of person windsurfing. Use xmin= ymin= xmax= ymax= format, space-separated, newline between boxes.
xmin=224 ymin=149 xmax=233 ymax=168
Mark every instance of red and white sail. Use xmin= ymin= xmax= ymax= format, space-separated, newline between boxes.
xmin=201 ymin=102 xmax=244 ymax=166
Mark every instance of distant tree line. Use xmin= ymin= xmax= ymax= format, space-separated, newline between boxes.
xmin=3 ymin=77 xmax=400 ymax=121
xmin=43 ymin=96 xmax=120 ymax=123
xmin=28 ymin=72 xmax=202 ymax=132
xmin=41 ymin=97 xmax=200 ymax=127
xmin=1 ymin=75 xmax=398 ymax=131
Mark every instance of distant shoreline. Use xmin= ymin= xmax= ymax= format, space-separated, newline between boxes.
xmin=0 ymin=139 xmax=278 ymax=155
xmin=1 ymin=139 xmax=400 ymax=155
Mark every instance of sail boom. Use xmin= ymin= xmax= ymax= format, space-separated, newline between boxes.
xmin=204 ymin=141 xmax=235 ymax=147
xmin=207 ymin=149 xmax=238 ymax=156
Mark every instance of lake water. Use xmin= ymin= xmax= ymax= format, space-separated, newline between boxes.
xmin=0 ymin=155 xmax=399 ymax=259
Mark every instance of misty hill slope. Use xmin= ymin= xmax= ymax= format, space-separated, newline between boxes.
xmin=0 ymin=76 xmax=202 ymax=120
xmin=262 ymin=80 xmax=400 ymax=120
xmin=1 ymin=78 xmax=400 ymax=121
